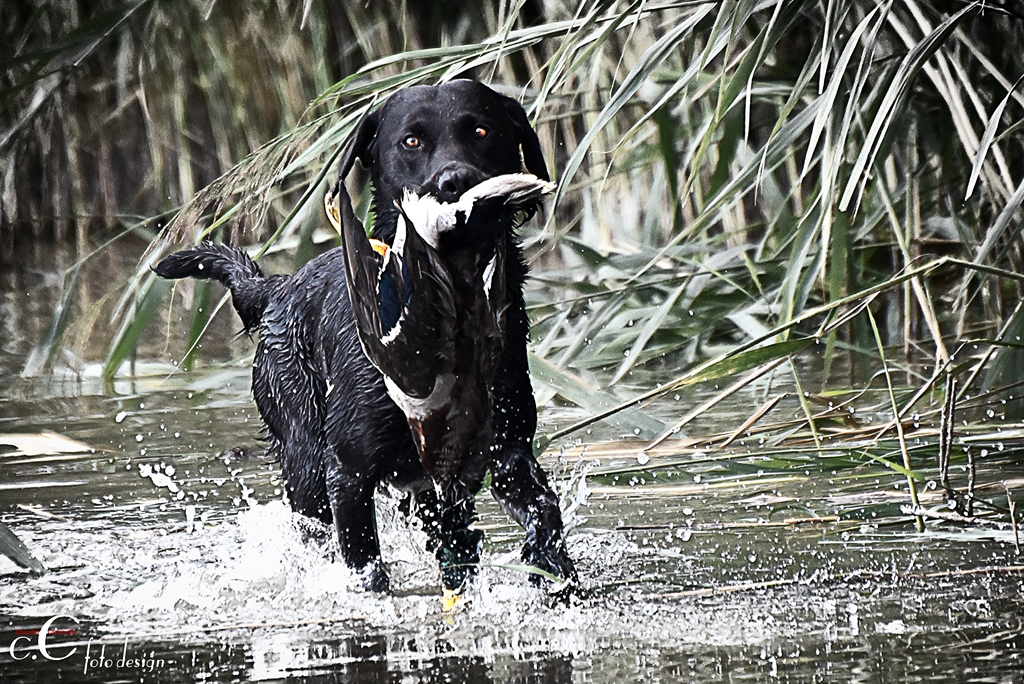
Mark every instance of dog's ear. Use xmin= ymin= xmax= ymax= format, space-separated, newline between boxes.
xmin=498 ymin=96 xmax=549 ymax=182
xmin=336 ymin=109 xmax=381 ymax=182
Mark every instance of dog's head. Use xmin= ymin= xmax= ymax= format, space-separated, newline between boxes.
xmin=336 ymin=80 xmax=549 ymax=240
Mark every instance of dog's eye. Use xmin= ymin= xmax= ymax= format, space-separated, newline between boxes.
xmin=473 ymin=126 xmax=488 ymax=139
xmin=403 ymin=135 xmax=421 ymax=149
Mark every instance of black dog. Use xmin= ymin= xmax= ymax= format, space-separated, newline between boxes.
xmin=155 ymin=80 xmax=575 ymax=595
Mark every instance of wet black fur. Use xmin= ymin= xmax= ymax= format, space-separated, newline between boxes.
xmin=154 ymin=80 xmax=575 ymax=593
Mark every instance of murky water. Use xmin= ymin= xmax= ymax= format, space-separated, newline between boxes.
xmin=2 ymin=241 xmax=1023 ymax=682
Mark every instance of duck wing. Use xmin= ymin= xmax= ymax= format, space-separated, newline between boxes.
xmin=332 ymin=181 xmax=458 ymax=400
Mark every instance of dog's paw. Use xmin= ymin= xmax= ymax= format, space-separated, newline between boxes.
xmin=522 ymin=538 xmax=577 ymax=589
xmin=357 ymin=560 xmax=390 ymax=593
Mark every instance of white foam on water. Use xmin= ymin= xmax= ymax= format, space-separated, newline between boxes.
xmin=98 ymin=500 xmax=374 ymax=630
xmin=1 ymin=488 xmax=787 ymax=681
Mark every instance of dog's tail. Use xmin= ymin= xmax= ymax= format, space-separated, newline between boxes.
xmin=153 ymin=242 xmax=271 ymax=332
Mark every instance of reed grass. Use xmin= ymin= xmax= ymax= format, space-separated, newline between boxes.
xmin=4 ymin=0 xmax=1024 ymax=528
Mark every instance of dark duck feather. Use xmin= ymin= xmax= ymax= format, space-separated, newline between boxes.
xmin=328 ymin=174 xmax=554 ymax=491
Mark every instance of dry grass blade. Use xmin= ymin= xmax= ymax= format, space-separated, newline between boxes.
xmin=839 ymin=2 xmax=979 ymax=213
xmin=550 ymin=4 xmax=714 ymax=210
xmin=0 ymin=522 xmax=45 ymax=576
xmin=965 ymin=74 xmax=1024 ymax=200
xmin=866 ymin=306 xmax=923 ymax=531
xmin=610 ymin=283 xmax=685 ymax=384
xmin=938 ymin=374 xmax=956 ymax=497
xmin=645 ymin=356 xmax=788 ymax=451
xmin=720 ymin=392 xmax=787 ymax=448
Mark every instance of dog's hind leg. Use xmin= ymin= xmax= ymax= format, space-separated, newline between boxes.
xmin=324 ymin=457 xmax=389 ymax=592
xmin=266 ymin=433 xmax=331 ymax=525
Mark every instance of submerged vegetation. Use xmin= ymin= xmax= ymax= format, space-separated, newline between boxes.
xmin=3 ymin=1 xmax=1024 ymax=531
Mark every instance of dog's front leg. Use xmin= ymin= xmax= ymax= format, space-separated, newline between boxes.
xmin=489 ymin=290 xmax=577 ymax=587
xmin=414 ymin=484 xmax=483 ymax=592
xmin=325 ymin=458 xmax=389 ymax=592
xmin=490 ymin=446 xmax=576 ymax=586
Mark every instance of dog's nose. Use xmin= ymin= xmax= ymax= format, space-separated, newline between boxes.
xmin=430 ymin=166 xmax=475 ymax=203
